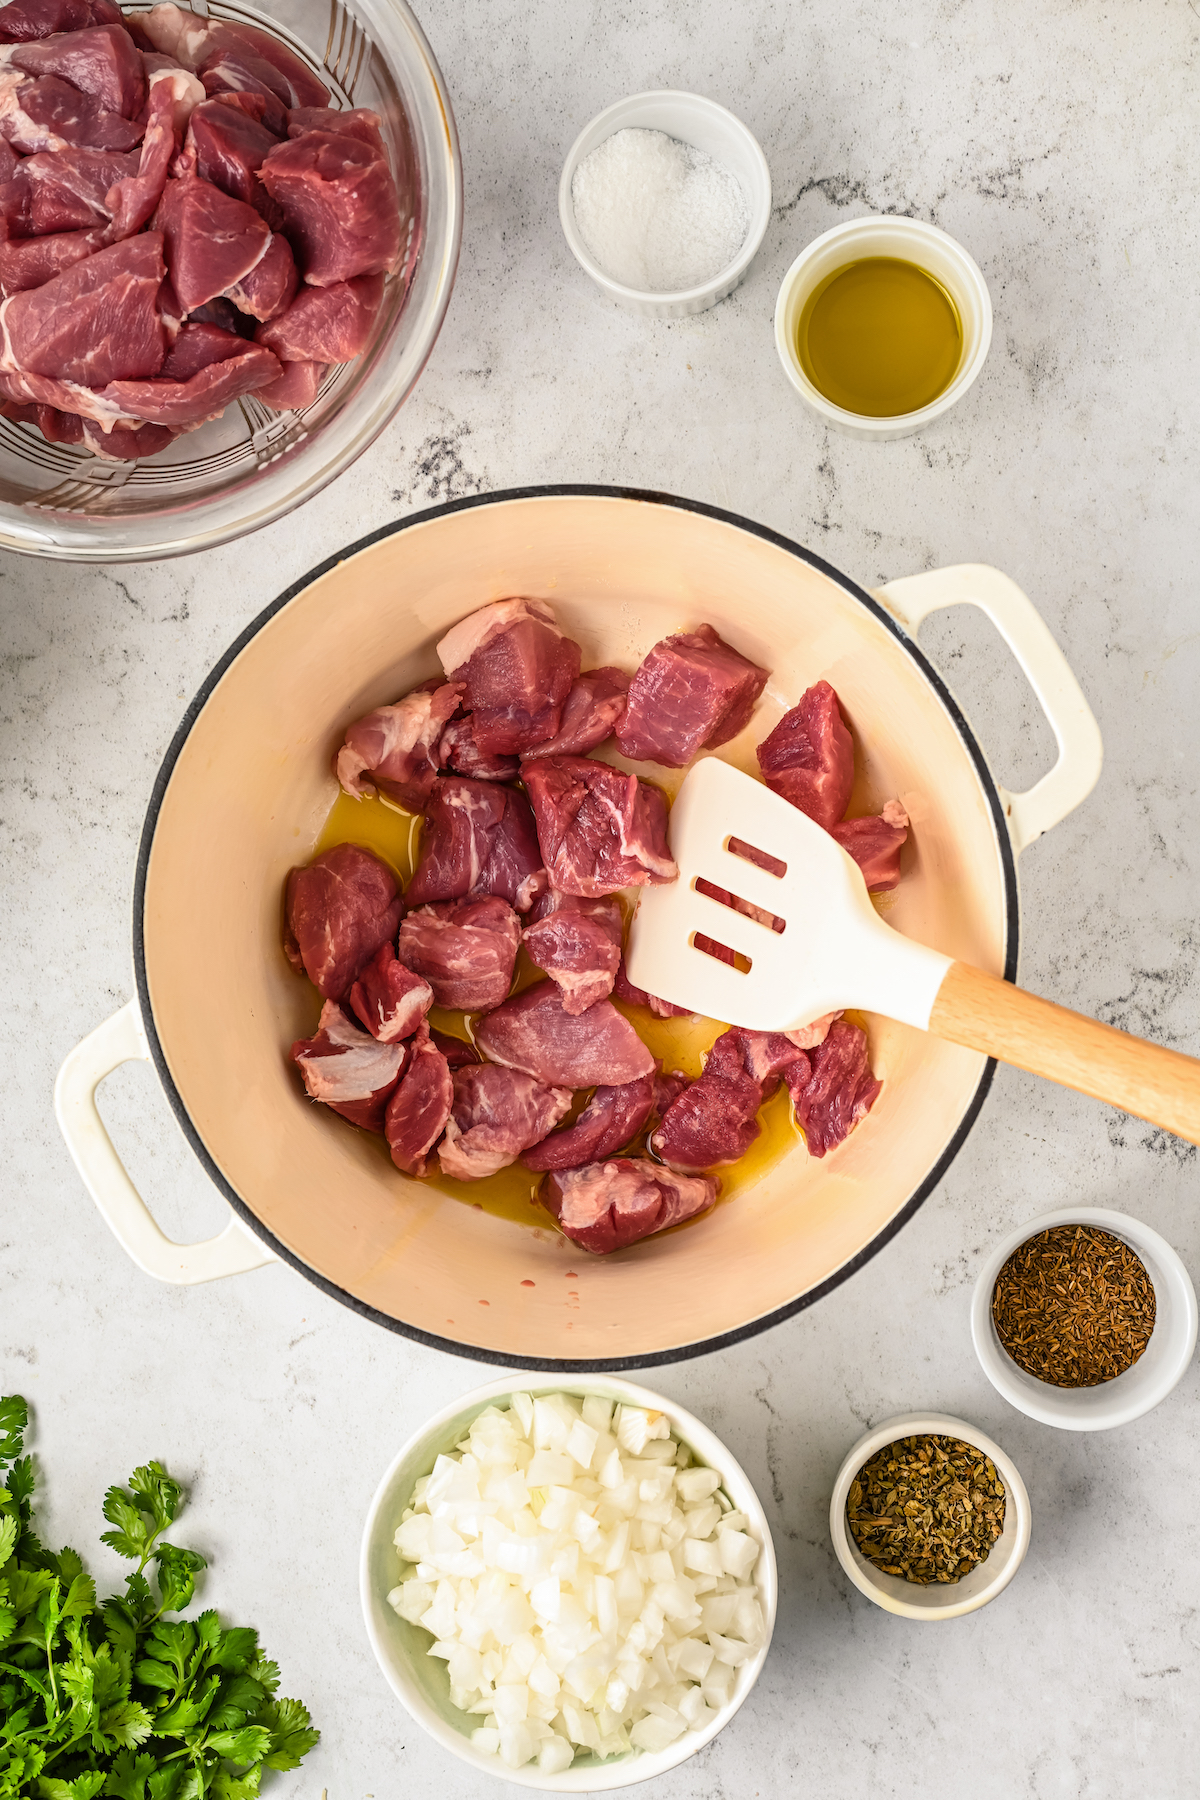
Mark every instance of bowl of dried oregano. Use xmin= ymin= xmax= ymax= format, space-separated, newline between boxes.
xmin=828 ymin=1413 xmax=1032 ymax=1620
xmin=971 ymin=1207 xmax=1197 ymax=1433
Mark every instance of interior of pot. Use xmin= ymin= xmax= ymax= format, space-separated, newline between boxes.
xmin=139 ymin=492 xmax=1010 ymax=1363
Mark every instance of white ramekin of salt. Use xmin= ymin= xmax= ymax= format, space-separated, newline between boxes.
xmin=559 ymin=90 xmax=771 ymax=319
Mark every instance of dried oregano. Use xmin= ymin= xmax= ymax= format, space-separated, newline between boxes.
xmin=846 ymin=1434 xmax=1006 ymax=1584
xmin=991 ymin=1224 xmax=1156 ymax=1387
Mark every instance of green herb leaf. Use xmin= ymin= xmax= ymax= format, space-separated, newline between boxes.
xmin=127 ymin=1468 xmax=180 ymax=1536
xmin=38 ymin=1775 xmax=107 ymax=1800
xmin=154 ymin=1546 xmax=205 ymax=1617
xmin=100 ymin=1491 xmax=150 ymax=1565
xmin=102 ymin=1750 xmax=157 ymax=1800
xmin=0 ymin=1401 xmax=26 ymax=1469
xmin=256 ymin=1696 xmax=320 ymax=1771
xmin=210 ymin=1770 xmax=260 ymax=1800
xmin=209 ymin=1631 xmax=256 ymax=1677
xmin=0 ymin=1519 xmax=16 ymax=1570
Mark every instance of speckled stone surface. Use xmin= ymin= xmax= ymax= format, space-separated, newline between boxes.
xmin=2 ymin=0 xmax=1198 ymax=1795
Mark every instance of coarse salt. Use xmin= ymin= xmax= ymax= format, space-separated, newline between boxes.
xmin=570 ymin=127 xmax=749 ymax=295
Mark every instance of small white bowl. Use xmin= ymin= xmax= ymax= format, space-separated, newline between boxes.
xmin=971 ymin=1206 xmax=1198 ymax=1432
xmin=360 ymin=1373 xmax=778 ymax=1790
xmin=558 ymin=90 xmax=771 ymax=319
xmin=774 ymin=214 xmax=993 ymax=440
xmin=829 ymin=1412 xmax=1031 ymax=1621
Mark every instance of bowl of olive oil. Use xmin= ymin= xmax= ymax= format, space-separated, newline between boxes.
xmin=774 ymin=216 xmax=992 ymax=440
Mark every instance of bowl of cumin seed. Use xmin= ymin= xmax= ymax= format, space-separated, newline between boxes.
xmin=971 ymin=1207 xmax=1198 ymax=1432
xmin=828 ymin=1413 xmax=1032 ymax=1620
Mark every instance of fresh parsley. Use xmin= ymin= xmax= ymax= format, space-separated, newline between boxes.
xmin=0 ymin=1396 xmax=318 ymax=1799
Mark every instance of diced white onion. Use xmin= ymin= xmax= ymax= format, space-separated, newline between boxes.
xmin=387 ymin=1394 xmax=763 ymax=1770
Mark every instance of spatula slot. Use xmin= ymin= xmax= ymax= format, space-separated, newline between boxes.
xmin=727 ymin=835 xmax=787 ymax=879
xmin=691 ymin=931 xmax=753 ymax=974
xmin=694 ymin=876 xmax=785 ymax=937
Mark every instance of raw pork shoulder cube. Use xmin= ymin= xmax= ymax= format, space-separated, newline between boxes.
xmin=651 ymin=1026 xmax=810 ymax=1172
xmin=384 ymin=1020 xmax=453 ymax=1176
xmin=3 ymin=232 xmax=165 ymax=382
xmin=616 ymin=623 xmax=769 ymax=767
xmin=0 ymin=226 xmax=106 ymax=296
xmin=286 ymin=104 xmax=386 ymax=154
xmin=520 ymin=755 xmax=677 ymax=898
xmin=789 ymin=1020 xmax=881 ymax=1158
xmin=756 ymin=679 xmax=854 ymax=830
xmin=0 ymin=0 xmax=123 ymax=41
xmin=0 ymin=69 xmax=145 ymax=152
xmin=397 ymin=894 xmax=521 ymax=1012
xmin=184 ymin=95 xmax=280 ymax=206
xmin=98 ymin=342 xmax=281 ymax=428
xmin=542 ymin=1158 xmax=718 ymax=1255
xmin=521 ymin=1070 xmax=656 ymax=1173
xmin=437 ymin=713 xmax=519 ymax=783
xmin=430 ymin=1028 xmax=481 ymax=1070
xmin=291 ymin=999 xmax=408 ymax=1132
xmin=255 ymin=270 xmax=383 ymax=363
xmin=335 ymin=680 xmax=463 ymax=808
xmin=153 ymin=173 xmax=269 ymax=313
xmin=405 ymin=776 xmax=545 ymax=913
xmin=612 ymin=957 xmax=693 ymax=1019
xmin=439 ymin=1065 xmax=572 ymax=1182
xmin=436 ymin=598 xmax=583 ymax=757
xmin=10 ymin=22 xmax=145 ymax=116
xmin=475 ymin=980 xmax=655 ymax=1089
xmin=283 ymin=842 xmax=403 ymax=1000
xmin=830 ymin=802 xmax=909 ymax=892
xmin=347 ymin=942 xmax=432 ymax=1044
xmin=521 ymin=889 xmax=624 ymax=1015
xmin=259 ymin=128 xmax=401 ymax=285
xmin=520 ymin=666 xmax=630 ymax=761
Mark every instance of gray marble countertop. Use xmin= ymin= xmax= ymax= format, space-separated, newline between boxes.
xmin=2 ymin=0 xmax=1198 ymax=1794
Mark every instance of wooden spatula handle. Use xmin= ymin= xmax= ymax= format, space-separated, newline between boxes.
xmin=930 ymin=962 xmax=1200 ymax=1145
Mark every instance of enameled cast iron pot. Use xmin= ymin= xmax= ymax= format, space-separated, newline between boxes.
xmin=55 ymin=489 xmax=1103 ymax=1367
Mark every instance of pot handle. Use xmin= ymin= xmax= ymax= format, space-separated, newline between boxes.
xmin=54 ymin=999 xmax=279 ymax=1285
xmin=874 ymin=563 xmax=1103 ymax=855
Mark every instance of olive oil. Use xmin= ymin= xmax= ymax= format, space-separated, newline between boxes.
xmin=304 ymin=787 xmax=805 ymax=1227
xmin=798 ymin=256 xmax=963 ymax=417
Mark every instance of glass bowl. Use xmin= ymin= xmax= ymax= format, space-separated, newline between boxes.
xmin=0 ymin=0 xmax=461 ymax=562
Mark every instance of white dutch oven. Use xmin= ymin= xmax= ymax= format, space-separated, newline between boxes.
xmin=54 ymin=489 xmax=1102 ymax=1366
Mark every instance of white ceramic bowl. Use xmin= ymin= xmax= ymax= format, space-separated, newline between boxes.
xmin=970 ymin=1206 xmax=1198 ymax=1432
xmin=829 ymin=1412 xmax=1031 ymax=1620
xmin=558 ymin=90 xmax=771 ymax=318
xmin=774 ymin=215 xmax=992 ymax=440
xmin=360 ymin=1373 xmax=778 ymax=1789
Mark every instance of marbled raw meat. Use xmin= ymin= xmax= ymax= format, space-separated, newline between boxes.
xmin=0 ymin=222 xmax=104 ymax=292
xmin=99 ymin=339 xmax=279 ymax=426
xmin=384 ymin=1018 xmax=452 ymax=1176
xmin=520 ymin=754 xmax=677 ymax=898
xmin=260 ymin=127 xmax=400 ymax=285
xmin=283 ymin=841 xmax=402 ymax=1001
xmin=756 ymin=679 xmax=854 ymax=830
xmin=1 ymin=70 xmax=145 ymax=150
xmin=258 ymin=354 xmax=320 ymax=410
xmin=784 ymin=1011 xmax=840 ymax=1050
xmin=286 ymin=103 xmax=384 ymax=154
xmin=651 ymin=1026 xmax=810 ymax=1172
xmin=82 ymin=415 xmax=172 ymax=457
xmin=397 ymin=894 xmax=521 ymax=1011
xmin=156 ymin=318 xmax=242 ymax=379
xmin=521 ymin=1070 xmax=656 ymax=1173
xmin=152 ymin=171 xmax=267 ymax=311
xmin=437 ymin=713 xmax=519 ymax=783
xmin=21 ymin=144 xmax=134 ymax=231
xmin=335 ymin=680 xmax=462 ymax=807
xmin=291 ymin=998 xmax=407 ymax=1133
xmin=653 ymin=1068 xmax=690 ymax=1115
xmin=520 ymin=666 xmax=630 ymax=760
xmin=612 ymin=958 xmax=692 ymax=1019
xmin=140 ymin=6 xmax=330 ymax=109
xmin=225 ymin=230 xmax=296 ymax=322
xmin=522 ymin=888 xmax=623 ymax=1015
xmin=0 ymin=0 xmax=122 ymax=41
xmin=2 ymin=231 xmax=164 ymax=380
xmin=475 ymin=980 xmax=655 ymax=1089
xmin=103 ymin=75 xmax=180 ymax=239
xmin=831 ymin=801 xmax=909 ymax=892
xmin=10 ymin=23 xmax=145 ymax=117
xmin=788 ymin=1019 xmax=881 ymax=1158
xmin=255 ymin=269 xmax=381 ymax=362
xmin=180 ymin=92 xmax=278 ymax=206
xmin=347 ymin=940 xmax=432 ymax=1044
xmin=200 ymin=54 xmax=284 ymax=136
xmin=405 ymin=775 xmax=545 ymax=913
xmin=542 ymin=1158 xmax=717 ymax=1256
xmin=439 ymin=1064 xmax=572 ymax=1182
xmin=617 ymin=623 xmax=769 ymax=766
xmin=436 ymin=597 xmax=582 ymax=757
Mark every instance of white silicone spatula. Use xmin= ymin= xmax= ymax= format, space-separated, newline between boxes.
xmin=625 ymin=757 xmax=1200 ymax=1145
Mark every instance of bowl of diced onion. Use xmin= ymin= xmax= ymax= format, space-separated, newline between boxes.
xmin=359 ymin=1375 xmax=777 ymax=1788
